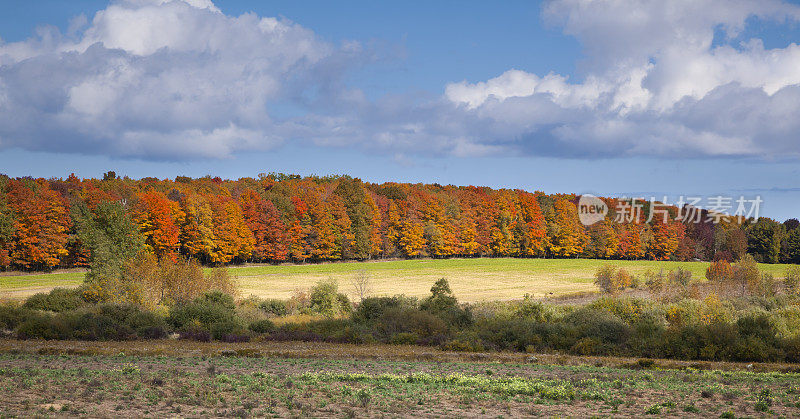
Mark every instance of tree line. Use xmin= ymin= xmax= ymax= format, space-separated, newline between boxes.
xmin=0 ymin=172 xmax=798 ymax=271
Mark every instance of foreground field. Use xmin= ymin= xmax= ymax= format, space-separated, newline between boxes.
xmin=0 ymin=340 xmax=798 ymax=417
xmin=1 ymin=258 xmax=794 ymax=302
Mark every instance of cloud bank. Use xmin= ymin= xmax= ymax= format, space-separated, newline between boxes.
xmin=1 ymin=0 xmax=800 ymax=160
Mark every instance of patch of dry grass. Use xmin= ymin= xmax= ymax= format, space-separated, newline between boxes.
xmin=2 ymin=258 xmax=794 ymax=303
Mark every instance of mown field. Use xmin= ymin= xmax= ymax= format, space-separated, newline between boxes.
xmin=0 ymin=340 xmax=798 ymax=417
xmin=1 ymin=258 xmax=794 ymax=302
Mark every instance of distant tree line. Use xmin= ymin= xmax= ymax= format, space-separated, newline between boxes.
xmin=0 ymin=172 xmax=798 ymax=271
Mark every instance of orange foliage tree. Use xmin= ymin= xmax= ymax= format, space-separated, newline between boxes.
xmin=6 ymin=179 xmax=71 ymax=269
xmin=133 ymin=190 xmax=183 ymax=262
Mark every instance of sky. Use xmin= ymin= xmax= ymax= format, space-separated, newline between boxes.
xmin=0 ymin=0 xmax=799 ymax=220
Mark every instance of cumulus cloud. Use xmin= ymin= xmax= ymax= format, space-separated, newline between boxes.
xmin=2 ymin=0 xmax=800 ymax=160
xmin=0 ymin=0 xmax=360 ymax=159
xmin=444 ymin=0 xmax=800 ymax=159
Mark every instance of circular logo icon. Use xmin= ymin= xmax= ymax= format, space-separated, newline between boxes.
xmin=578 ymin=194 xmax=607 ymax=226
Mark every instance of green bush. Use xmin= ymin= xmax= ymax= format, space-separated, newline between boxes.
xmin=16 ymin=314 xmax=67 ymax=340
xmin=376 ymin=307 xmax=448 ymax=345
xmin=0 ymin=304 xmax=28 ymax=330
xmin=198 ymin=291 xmax=236 ymax=310
xmin=309 ymin=280 xmax=351 ymax=318
xmin=564 ymin=308 xmax=630 ymax=345
xmin=167 ymin=291 xmax=237 ymax=330
xmin=23 ymin=288 xmax=86 ymax=312
xmin=783 ymin=336 xmax=800 ymax=362
xmin=441 ymin=330 xmax=483 ymax=352
xmin=249 ymin=319 xmax=276 ymax=334
xmin=15 ymin=304 xmax=163 ymax=341
xmin=66 ymin=310 xmax=136 ymax=341
xmin=737 ymin=314 xmax=777 ymax=344
xmin=210 ymin=318 xmax=248 ymax=342
xmin=274 ymin=318 xmax=365 ymax=343
xmin=420 ymin=278 xmax=472 ymax=328
xmin=354 ymin=295 xmax=417 ymax=322
xmin=588 ymin=297 xmax=649 ymax=325
xmin=732 ymin=336 xmax=780 ymax=362
xmin=125 ymin=310 xmax=168 ymax=339
xmin=629 ymin=314 xmax=667 ymax=358
xmin=661 ymin=323 xmax=738 ymax=360
xmin=259 ymin=299 xmax=288 ymax=316
xmin=514 ymin=295 xmax=550 ymax=322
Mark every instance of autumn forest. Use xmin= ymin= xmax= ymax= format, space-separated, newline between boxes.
xmin=0 ymin=172 xmax=797 ymax=272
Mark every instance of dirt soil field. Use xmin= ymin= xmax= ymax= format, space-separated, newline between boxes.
xmin=1 ymin=339 xmax=799 ymax=417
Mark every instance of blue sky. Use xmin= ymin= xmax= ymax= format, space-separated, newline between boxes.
xmin=0 ymin=0 xmax=799 ymax=220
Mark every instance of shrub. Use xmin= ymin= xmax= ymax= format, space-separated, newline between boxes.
xmin=0 ymin=304 xmax=27 ymax=330
xmin=287 ymin=289 xmax=310 ymax=314
xmin=594 ymin=266 xmax=632 ymax=294
xmin=16 ymin=314 xmax=67 ymax=340
xmin=732 ymin=336 xmax=779 ymax=362
xmin=564 ymin=308 xmax=630 ymax=345
xmin=662 ymin=322 xmax=739 ymax=361
xmin=23 ymin=288 xmax=86 ymax=312
xmin=259 ymin=299 xmax=288 ymax=317
xmin=420 ymin=278 xmax=472 ymax=328
xmin=309 ymin=280 xmax=351 ymax=318
xmin=571 ymin=337 xmax=602 ymax=356
xmin=514 ymin=295 xmax=550 ymax=322
xmin=733 ymin=254 xmax=760 ymax=296
xmin=595 ymin=265 xmax=616 ymax=294
xmin=249 ymin=319 xmax=276 ymax=334
xmin=706 ymin=260 xmax=733 ymax=282
xmin=783 ymin=336 xmax=800 ymax=362
xmin=421 ymin=278 xmax=459 ymax=312
xmin=167 ymin=291 xmax=237 ymax=330
xmin=785 ymin=267 xmax=800 ymax=295
xmin=615 ymin=268 xmax=634 ymax=290
xmin=629 ymin=316 xmax=667 ymax=358
xmin=210 ymin=318 xmax=248 ymax=342
xmin=178 ymin=323 xmax=211 ymax=342
xmin=125 ymin=310 xmax=168 ymax=339
xmin=644 ymin=269 xmax=668 ymax=294
xmin=756 ymin=273 xmax=777 ymax=297
xmin=589 ymin=297 xmax=647 ymax=325
xmin=737 ymin=314 xmax=777 ymax=344
xmin=67 ymin=310 xmax=136 ymax=341
xmin=273 ymin=318 xmax=364 ymax=344
xmin=354 ymin=295 xmax=416 ymax=322
xmin=668 ymin=267 xmax=692 ymax=289
xmin=376 ymin=307 xmax=448 ymax=345
xmin=16 ymin=304 xmax=165 ymax=341
xmin=697 ymin=294 xmax=731 ymax=325
xmin=390 ymin=332 xmax=419 ymax=345
xmin=441 ymin=336 xmax=484 ymax=352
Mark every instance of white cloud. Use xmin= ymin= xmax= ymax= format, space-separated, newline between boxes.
xmin=2 ymin=0 xmax=800 ymax=160
xmin=0 ymin=0 xmax=351 ymax=159
xmin=444 ymin=0 xmax=800 ymax=159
